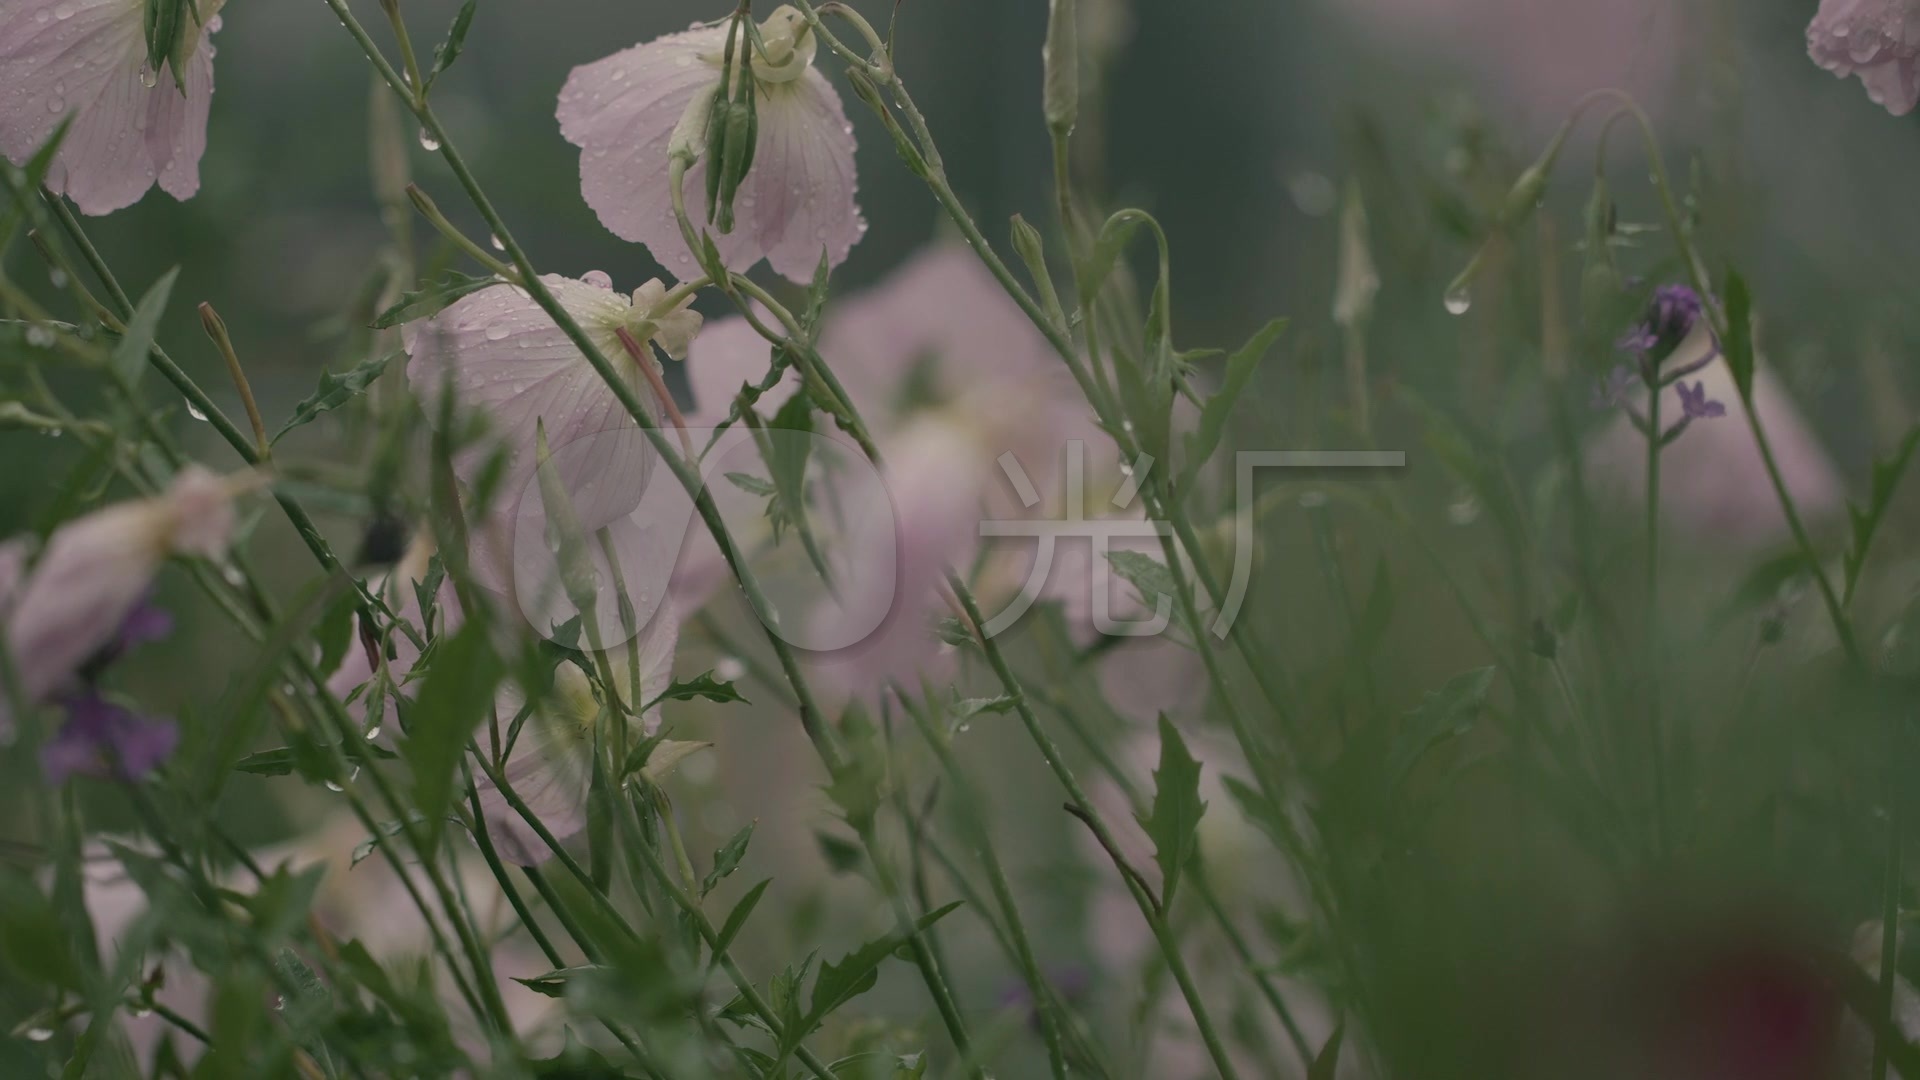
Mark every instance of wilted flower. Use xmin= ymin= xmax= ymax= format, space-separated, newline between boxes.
xmin=39 ymin=692 xmax=178 ymax=784
xmin=0 ymin=466 xmax=239 ymax=728
xmin=476 ymin=605 xmax=678 ymax=865
xmin=1806 ymin=0 xmax=1920 ymax=117
xmin=0 ymin=0 xmax=224 ymax=215
xmin=557 ymin=5 xmax=864 ymax=283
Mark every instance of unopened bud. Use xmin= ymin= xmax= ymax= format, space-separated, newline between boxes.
xmin=1042 ymin=0 xmax=1079 ymax=132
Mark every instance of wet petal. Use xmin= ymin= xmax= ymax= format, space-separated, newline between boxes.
xmin=0 ymin=0 xmax=219 ymax=215
xmin=732 ymin=68 xmax=865 ymax=282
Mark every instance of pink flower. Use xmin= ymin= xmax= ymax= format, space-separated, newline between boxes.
xmin=556 ymin=5 xmax=864 ymax=283
xmin=0 ymin=466 xmax=238 ymax=730
xmin=0 ymin=0 xmax=221 ymax=215
xmin=1807 ymin=0 xmax=1920 ymax=116
xmin=404 ymin=273 xmax=699 ymax=622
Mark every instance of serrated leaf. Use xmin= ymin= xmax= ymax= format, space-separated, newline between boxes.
xmin=272 ymin=352 xmax=394 ymax=443
xmin=1179 ymin=317 xmax=1287 ymax=495
xmin=402 ymin=620 xmax=502 ymax=842
xmin=649 ymin=671 xmax=750 ymax=708
xmin=424 ymin=0 xmax=478 ymax=89
xmin=111 ymin=268 xmax=180 ymax=390
xmin=1142 ymin=714 xmax=1205 ymax=908
xmin=1106 ymin=549 xmax=1188 ymax=637
xmin=370 ymin=271 xmax=496 ymax=329
xmin=701 ymin=823 xmax=755 ymax=897
xmin=801 ymin=902 xmax=964 ymax=1036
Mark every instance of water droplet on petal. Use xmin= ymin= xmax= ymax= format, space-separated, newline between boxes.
xmin=139 ymin=66 xmax=158 ymax=89
xmin=582 ymin=270 xmax=613 ymax=290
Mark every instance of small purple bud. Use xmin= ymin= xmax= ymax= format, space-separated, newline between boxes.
xmin=39 ymin=694 xmax=179 ymax=785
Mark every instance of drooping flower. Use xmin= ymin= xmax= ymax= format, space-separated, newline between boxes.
xmin=404 ymin=272 xmax=700 ymax=610
xmin=39 ymin=692 xmax=177 ymax=784
xmin=475 ymin=603 xmax=678 ymax=865
xmin=1807 ymin=0 xmax=1920 ymax=117
xmin=0 ymin=0 xmax=223 ymax=215
xmin=556 ymin=5 xmax=864 ymax=283
xmin=0 ymin=465 xmax=239 ymax=728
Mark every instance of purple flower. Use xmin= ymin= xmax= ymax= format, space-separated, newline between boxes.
xmin=1618 ymin=284 xmax=1708 ymax=364
xmin=1678 ymin=380 xmax=1726 ymax=420
xmin=1591 ymin=365 xmax=1638 ymax=410
xmin=39 ymin=693 xmax=178 ymax=785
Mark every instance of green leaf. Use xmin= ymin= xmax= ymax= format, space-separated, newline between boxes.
xmin=701 ymin=823 xmax=755 ymax=897
xmin=272 ymin=352 xmax=394 ymax=444
xmin=513 ymin=964 xmax=605 ymax=999
xmin=111 ymin=267 xmax=180 ymax=391
xmin=1179 ymin=318 xmax=1287 ymax=495
xmin=370 ymin=271 xmax=496 ymax=329
xmin=0 ymin=116 xmax=70 ymax=246
xmin=1844 ymin=424 xmax=1920 ymax=603
xmin=1309 ymin=1023 xmax=1346 ymax=1080
xmin=1106 ymin=549 xmax=1189 ymax=638
xmin=713 ymin=878 xmax=772 ymax=957
xmin=801 ymin=902 xmax=964 ymax=1036
xmin=244 ymin=863 xmax=327 ymax=947
xmin=424 ymin=0 xmax=478 ymax=89
xmin=1385 ymin=666 xmax=1497 ymax=792
xmin=0 ymin=867 xmax=83 ymax=991
xmin=1142 ymin=715 xmax=1206 ymax=908
xmin=724 ymin=471 xmax=776 ymax=497
xmin=1723 ymin=269 xmax=1755 ymax=402
xmin=816 ymin=831 xmax=863 ymax=874
xmin=315 ymin=583 xmax=360 ymax=677
xmin=402 ymin=620 xmax=503 ymax=843
xmin=648 ymin=670 xmax=750 ymax=708
xmin=946 ymin=695 xmax=1019 ymax=729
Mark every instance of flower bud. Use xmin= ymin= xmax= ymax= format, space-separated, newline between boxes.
xmin=1043 ymin=0 xmax=1079 ymax=133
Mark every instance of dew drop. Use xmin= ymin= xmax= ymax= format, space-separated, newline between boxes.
xmin=24 ymin=1027 xmax=53 ymax=1042
xmin=129 ymin=1005 xmax=153 ymax=1019
xmin=187 ymin=401 xmax=208 ymax=421
xmin=25 ymin=324 xmax=55 ymax=348
xmin=1442 ymin=284 xmax=1472 ymax=316
xmin=418 ymin=128 xmax=441 ymax=152
xmin=45 ymin=98 xmax=62 ymax=114
xmin=715 ymin=656 xmax=746 ymax=682
xmin=488 ymin=232 xmax=505 ymax=252
xmin=139 ymin=66 xmax=157 ymax=89
xmin=324 ymin=779 xmax=345 ymax=793
xmin=48 ymin=268 xmax=67 ymax=288
xmin=582 ymin=269 xmax=613 ymax=290
xmin=363 ymin=724 xmax=382 ymax=742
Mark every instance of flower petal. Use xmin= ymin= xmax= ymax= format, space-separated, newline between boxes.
xmin=557 ymin=26 xmax=731 ymax=276
xmin=0 ymin=0 xmax=217 ymax=214
xmin=731 ymin=68 xmax=865 ymax=282
xmin=404 ymin=276 xmax=656 ymax=535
